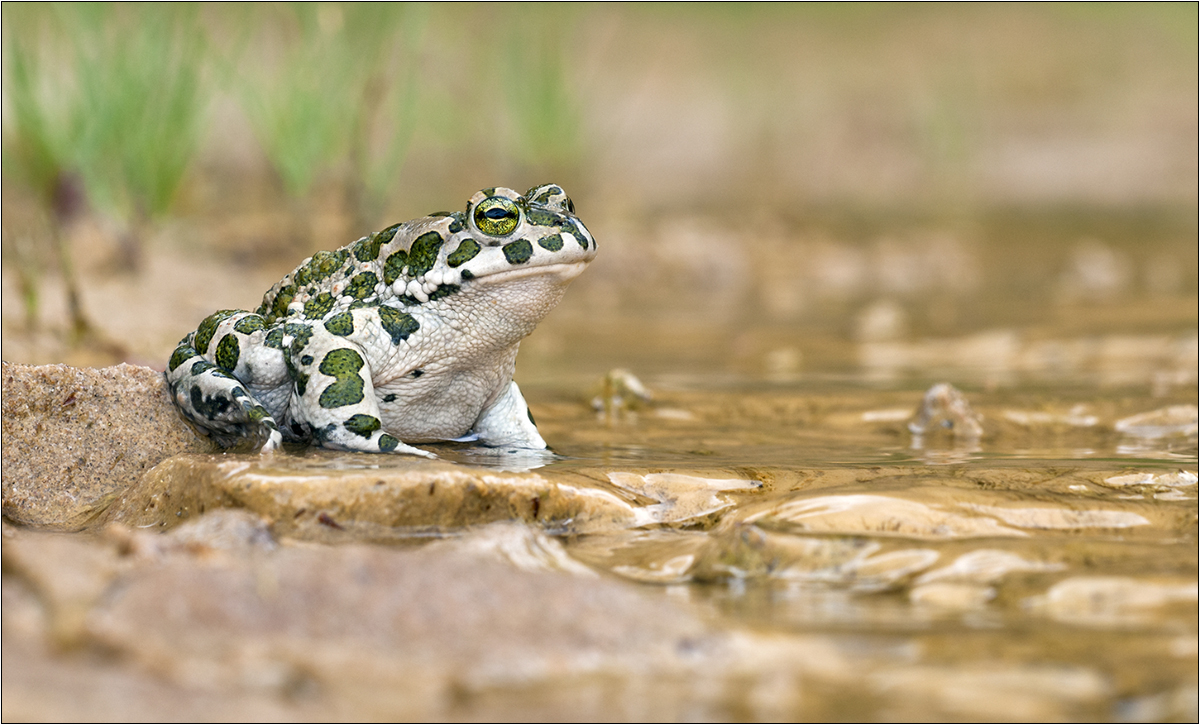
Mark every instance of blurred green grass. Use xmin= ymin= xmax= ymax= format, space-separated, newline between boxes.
xmin=2 ymin=3 xmax=595 ymax=255
xmin=5 ymin=3 xmax=1195 ymax=224
xmin=69 ymin=4 xmax=207 ymax=268
xmin=1 ymin=3 xmax=1196 ymax=351
xmin=220 ymin=4 xmax=429 ymax=245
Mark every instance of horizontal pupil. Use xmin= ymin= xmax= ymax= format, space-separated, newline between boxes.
xmin=484 ymin=208 xmax=515 ymax=220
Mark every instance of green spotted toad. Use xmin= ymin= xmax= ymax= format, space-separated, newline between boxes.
xmin=166 ymin=184 xmax=595 ymax=457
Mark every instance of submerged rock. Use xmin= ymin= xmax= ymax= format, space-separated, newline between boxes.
xmin=0 ymin=518 xmax=739 ymax=722
xmin=1 ymin=363 xmax=767 ymax=539
xmin=1026 ymin=576 xmax=1199 ymax=627
xmin=752 ymin=493 xmax=1026 ymax=540
xmin=97 ymin=453 xmax=650 ymax=539
xmin=907 ymin=382 xmax=984 ymax=440
xmin=591 ymin=367 xmax=653 ymax=418
xmin=1114 ymin=405 xmax=1198 ymax=439
xmin=606 ymin=472 xmax=762 ymax=526
xmin=1102 ymin=470 xmax=1198 ymax=488
xmin=1002 ymin=405 xmax=1098 ymax=429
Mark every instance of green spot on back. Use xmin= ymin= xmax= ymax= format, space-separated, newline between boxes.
xmin=264 ymin=327 xmax=287 ymax=349
xmin=261 ymin=284 xmax=296 ymax=322
xmin=233 ymin=314 xmax=266 ymax=335
xmin=191 ymin=360 xmax=217 ymax=376
xmin=324 ymin=311 xmax=355 ymax=337
xmin=317 ymin=348 xmax=366 ymax=408
xmin=169 ymin=345 xmax=194 ymax=372
xmin=503 ymin=239 xmax=533 ymax=265
xmin=306 ymin=249 xmax=349 ymax=283
xmin=194 ymin=310 xmax=238 ymax=354
xmin=447 ymin=239 xmax=480 ymax=267
xmin=303 ymin=292 xmax=336 ymax=319
xmin=408 ymin=231 xmax=444 ymax=278
xmin=346 ymin=271 xmax=379 ymax=300
xmin=284 ymin=322 xmax=314 ymax=352
xmin=379 ymin=306 xmax=420 ymax=344
xmin=353 ymin=223 xmax=400 ymax=263
xmin=215 ymin=334 xmax=241 ymax=373
xmin=376 ymin=223 xmax=401 ymax=245
xmin=351 ymin=237 xmax=375 ymax=263
xmin=383 ymin=250 xmax=409 ymax=285
xmin=352 ymin=232 xmax=381 ymax=263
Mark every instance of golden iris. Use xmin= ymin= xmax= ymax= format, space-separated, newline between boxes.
xmin=473 ymin=196 xmax=520 ymax=237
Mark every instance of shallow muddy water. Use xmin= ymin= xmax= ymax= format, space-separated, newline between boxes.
xmin=214 ymin=371 xmax=1195 ymax=721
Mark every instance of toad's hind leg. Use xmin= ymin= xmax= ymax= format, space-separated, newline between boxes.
xmin=289 ymin=332 xmax=433 ymax=457
xmin=165 ymin=310 xmax=284 ymax=452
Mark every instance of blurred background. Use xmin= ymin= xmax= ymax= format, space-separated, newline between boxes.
xmin=3 ymin=3 xmax=1197 ymax=389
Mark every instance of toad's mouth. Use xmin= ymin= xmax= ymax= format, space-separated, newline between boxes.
xmin=467 ymin=261 xmax=590 ymax=286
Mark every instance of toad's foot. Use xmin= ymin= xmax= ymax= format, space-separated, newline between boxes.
xmin=166 ymin=342 xmax=283 ymax=452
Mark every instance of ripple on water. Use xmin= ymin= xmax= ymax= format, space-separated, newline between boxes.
xmin=957 ymin=503 xmax=1150 ymax=530
xmin=606 ymin=471 xmax=762 ymax=525
xmin=869 ymin=664 xmax=1109 ymax=721
xmin=1026 ymin=576 xmax=1199 ymax=628
xmin=915 ymin=549 xmax=1066 ymax=585
xmin=1103 ymin=469 xmax=1197 ymax=488
xmin=746 ymin=494 xmax=1028 ymax=539
xmin=908 ymin=549 xmax=1067 ymax=611
xmin=1115 ymin=405 xmax=1199 ymax=439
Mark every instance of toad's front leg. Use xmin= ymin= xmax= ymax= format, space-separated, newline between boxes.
xmin=290 ymin=332 xmax=433 ymax=458
xmin=472 ymin=381 xmax=548 ymax=450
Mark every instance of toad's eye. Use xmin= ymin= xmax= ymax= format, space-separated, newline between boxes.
xmin=473 ymin=196 xmax=520 ymax=237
